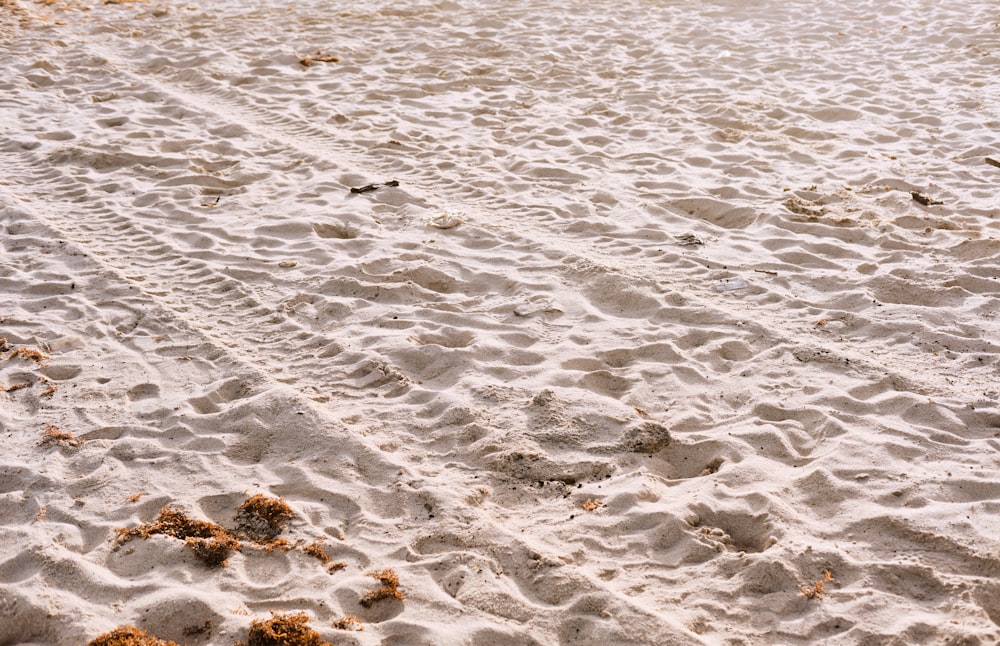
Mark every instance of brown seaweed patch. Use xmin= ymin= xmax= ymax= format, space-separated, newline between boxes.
xmin=236 ymin=494 xmax=295 ymax=541
xmin=185 ymin=534 xmax=241 ymax=567
xmin=115 ymin=506 xmax=241 ymax=568
xmin=256 ymin=537 xmax=296 ymax=553
xmin=114 ymin=496 xmax=328 ymax=570
xmin=86 ymin=625 xmax=180 ymax=646
xmin=360 ymin=568 xmax=404 ymax=607
xmin=5 ymin=345 xmax=49 ymax=365
xmin=38 ymin=422 xmax=81 ymax=448
xmin=1 ymin=380 xmax=31 ymax=393
xmin=238 ymin=611 xmax=331 ymax=646
xmin=301 ymin=541 xmax=331 ymax=564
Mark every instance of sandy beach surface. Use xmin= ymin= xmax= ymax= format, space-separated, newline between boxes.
xmin=2 ymin=0 xmax=999 ymax=643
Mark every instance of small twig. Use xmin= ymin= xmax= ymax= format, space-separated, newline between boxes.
xmin=349 ymin=180 xmax=399 ymax=194
xmin=754 ymin=269 xmax=778 ymax=276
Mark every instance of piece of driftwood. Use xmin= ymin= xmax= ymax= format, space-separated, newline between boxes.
xmin=910 ymin=191 xmax=943 ymax=206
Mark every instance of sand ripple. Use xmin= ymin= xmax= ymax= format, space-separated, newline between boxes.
xmin=1 ymin=0 xmax=999 ymax=643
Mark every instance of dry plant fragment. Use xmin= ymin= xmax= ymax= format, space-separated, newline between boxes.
xmin=236 ymin=493 xmax=295 ymax=541
xmin=38 ymin=423 xmax=81 ymax=448
xmin=327 ymin=561 xmax=347 ymax=574
xmin=582 ymin=498 xmax=604 ymax=512
xmin=360 ymin=568 xmax=404 ymax=607
xmin=126 ymin=493 xmax=145 ymax=503
xmin=86 ymin=625 xmax=180 ymax=646
xmin=331 ymin=615 xmax=363 ymax=631
xmin=240 ymin=611 xmax=331 ymax=646
xmin=801 ymin=570 xmax=834 ymax=600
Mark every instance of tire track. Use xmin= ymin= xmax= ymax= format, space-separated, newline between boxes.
xmin=0 ymin=150 xmax=409 ymax=405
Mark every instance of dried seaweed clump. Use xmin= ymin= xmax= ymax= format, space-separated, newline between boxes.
xmin=257 ymin=537 xmax=295 ymax=553
xmin=86 ymin=625 xmax=180 ymax=646
xmin=236 ymin=494 xmax=295 ymax=541
xmin=115 ymin=506 xmax=240 ymax=567
xmin=359 ymin=568 xmax=404 ymax=607
xmin=185 ymin=534 xmax=242 ymax=568
xmin=301 ymin=541 xmax=330 ymax=564
xmin=240 ymin=611 xmax=331 ymax=646
xmin=38 ymin=423 xmax=81 ymax=448
xmin=331 ymin=615 xmax=363 ymax=631
xmin=5 ymin=344 xmax=49 ymax=365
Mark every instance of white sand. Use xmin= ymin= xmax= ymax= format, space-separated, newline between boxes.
xmin=2 ymin=0 xmax=999 ymax=643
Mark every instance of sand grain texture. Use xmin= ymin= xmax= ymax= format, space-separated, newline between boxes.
xmin=1 ymin=0 xmax=999 ymax=644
